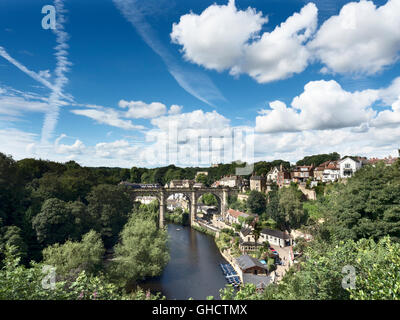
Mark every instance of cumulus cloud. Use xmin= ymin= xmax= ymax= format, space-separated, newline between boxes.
xmin=171 ymin=0 xmax=267 ymax=71
xmin=234 ymin=2 xmax=318 ymax=83
xmin=119 ymin=100 xmax=167 ymax=119
xmin=370 ymin=98 xmax=400 ymax=128
xmin=256 ymin=80 xmax=379 ymax=133
xmin=71 ymin=107 xmax=145 ymax=130
xmin=54 ymin=134 xmax=85 ymax=154
xmin=309 ymin=0 xmax=400 ymax=75
xmin=168 ymin=104 xmax=183 ymax=115
xmin=171 ymin=1 xmax=318 ymax=83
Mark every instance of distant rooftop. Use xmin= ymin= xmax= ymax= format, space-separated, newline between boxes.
xmin=236 ymin=255 xmax=268 ymax=271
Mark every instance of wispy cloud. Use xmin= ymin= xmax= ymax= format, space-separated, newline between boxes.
xmin=0 ymin=46 xmax=62 ymax=94
xmin=71 ymin=107 xmax=146 ymax=130
xmin=41 ymin=0 xmax=72 ymax=144
xmin=112 ymin=0 xmax=225 ymax=106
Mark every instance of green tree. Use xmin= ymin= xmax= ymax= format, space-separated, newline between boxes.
xmin=0 ymin=225 xmax=27 ymax=263
xmin=42 ymin=230 xmax=105 ymax=277
xmin=111 ymin=216 xmax=169 ymax=287
xmin=278 ymin=186 xmax=306 ymax=230
xmin=321 ymin=161 xmax=400 ymax=242
xmin=0 ymin=245 xmax=134 ymax=300
xmin=200 ymin=193 xmax=218 ymax=206
xmin=296 ymin=152 xmax=340 ymax=167
xmin=247 ymin=191 xmax=266 ymax=215
xmin=86 ymin=184 xmax=132 ymax=248
xmin=32 ymin=198 xmax=76 ymax=246
xmin=195 ymin=174 xmax=208 ymax=185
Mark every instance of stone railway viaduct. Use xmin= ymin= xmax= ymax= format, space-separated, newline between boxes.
xmin=124 ymin=186 xmax=238 ymax=228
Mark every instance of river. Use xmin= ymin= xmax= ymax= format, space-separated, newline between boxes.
xmin=141 ymin=223 xmax=229 ymax=300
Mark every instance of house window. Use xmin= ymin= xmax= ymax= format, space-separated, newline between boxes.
xmin=345 ymin=164 xmax=351 ymax=168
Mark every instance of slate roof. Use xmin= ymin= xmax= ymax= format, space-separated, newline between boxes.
xmin=261 ymin=228 xmax=291 ymax=240
xmin=235 ymin=255 xmax=268 ymax=271
xmin=242 ymin=274 xmax=273 ymax=289
xmin=250 ymin=176 xmax=265 ymax=180
xmin=240 ymin=227 xmax=252 ymax=237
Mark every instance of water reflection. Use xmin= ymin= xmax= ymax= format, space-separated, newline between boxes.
xmin=141 ymin=223 xmax=228 ymax=300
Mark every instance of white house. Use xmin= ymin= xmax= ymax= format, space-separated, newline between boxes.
xmin=259 ymin=229 xmax=293 ymax=247
xmin=339 ymin=157 xmax=363 ymax=179
xmin=239 ymin=227 xmax=293 ymax=252
xmin=226 ymin=209 xmax=251 ymax=226
xmin=267 ymin=167 xmax=279 ymax=182
xmin=322 ymin=161 xmax=340 ymax=183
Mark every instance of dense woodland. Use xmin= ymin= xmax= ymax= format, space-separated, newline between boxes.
xmin=1 ymin=151 xmax=400 ymax=300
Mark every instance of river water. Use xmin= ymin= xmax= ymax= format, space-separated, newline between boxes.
xmin=141 ymin=223 xmax=229 ymax=300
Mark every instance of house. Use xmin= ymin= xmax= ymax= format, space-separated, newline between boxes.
xmin=368 ymin=156 xmax=398 ymax=166
xmin=260 ymin=228 xmax=293 ymax=247
xmin=242 ymin=274 xmax=273 ymax=292
xmin=339 ymin=157 xmax=363 ymax=178
xmin=250 ymin=175 xmax=266 ymax=192
xmin=277 ymin=165 xmax=291 ymax=188
xmin=239 ymin=228 xmax=264 ymax=252
xmin=217 ymin=175 xmax=242 ymax=188
xmin=313 ymin=165 xmax=324 ymax=181
xmin=237 ymin=194 xmax=249 ymax=202
xmin=165 ymin=180 xmax=194 ymax=188
xmin=315 ymin=160 xmax=340 ymax=183
xmin=292 ymin=165 xmax=314 ymax=183
xmin=267 ymin=167 xmax=279 ymax=182
xmin=226 ymin=209 xmax=251 ymax=226
xmin=235 ymin=255 xmax=269 ymax=277
xmin=196 ymin=171 xmax=208 ymax=177
xmin=322 ymin=161 xmax=340 ymax=183
xmin=239 ymin=226 xmax=293 ymax=251
xmin=135 ymin=196 xmax=158 ymax=205
xmin=193 ymin=182 xmax=204 ymax=188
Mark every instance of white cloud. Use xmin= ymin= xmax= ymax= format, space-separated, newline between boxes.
xmin=38 ymin=70 xmax=51 ymax=79
xmin=234 ymin=3 xmax=318 ymax=83
xmin=119 ymin=100 xmax=167 ymax=119
xmin=0 ymin=128 xmax=38 ymax=159
xmin=71 ymin=107 xmax=145 ymax=130
xmin=0 ymin=87 xmax=53 ymax=120
xmin=171 ymin=1 xmax=318 ymax=83
xmin=171 ymin=0 xmax=267 ymax=71
xmin=370 ymin=97 xmax=400 ymax=128
xmin=256 ymin=80 xmax=379 ymax=133
xmin=379 ymin=76 xmax=400 ymax=105
xmin=95 ymin=140 xmax=139 ymax=158
xmin=309 ymin=0 xmax=400 ymax=75
xmin=168 ymin=104 xmax=183 ymax=115
xmin=54 ymin=134 xmax=85 ymax=154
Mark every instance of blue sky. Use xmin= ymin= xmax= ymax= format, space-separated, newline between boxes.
xmin=0 ymin=0 xmax=399 ymax=168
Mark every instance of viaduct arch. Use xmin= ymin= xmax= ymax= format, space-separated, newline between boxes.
xmin=125 ymin=187 xmax=238 ymax=228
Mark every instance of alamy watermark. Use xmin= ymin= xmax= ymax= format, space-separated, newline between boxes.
xmin=139 ymin=123 xmax=255 ymax=175
xmin=341 ymin=265 xmax=356 ymax=290
xmin=41 ymin=5 xmax=56 ymax=30
xmin=41 ymin=265 xmax=56 ymax=290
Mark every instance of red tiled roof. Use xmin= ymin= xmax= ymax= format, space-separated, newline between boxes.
xmin=227 ymin=208 xmax=246 ymax=219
